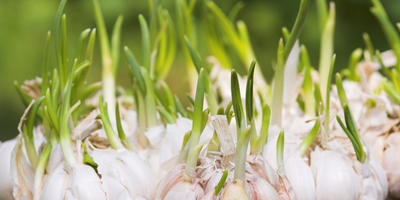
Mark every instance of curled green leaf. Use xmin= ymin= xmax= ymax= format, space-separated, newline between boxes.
xmin=231 ymin=70 xmax=245 ymax=130
xmin=245 ymin=61 xmax=256 ymax=123
xmin=215 ymin=170 xmax=228 ymax=195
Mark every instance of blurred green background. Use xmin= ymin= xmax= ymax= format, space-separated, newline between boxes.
xmin=0 ymin=0 xmax=399 ymax=141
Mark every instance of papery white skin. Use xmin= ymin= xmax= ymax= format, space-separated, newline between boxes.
xmin=40 ymin=164 xmax=69 ymax=200
xmin=330 ymin=71 xmax=393 ymax=199
xmin=284 ymin=155 xmax=315 ymax=200
xmin=143 ymin=117 xmax=213 ymax=175
xmin=359 ymin=155 xmax=388 ymax=200
xmin=45 ymin=144 xmax=64 ymax=173
xmin=118 ymin=105 xmax=138 ymax=139
xmin=89 ymin=148 xmax=154 ymax=199
xmin=0 ymin=139 xmax=17 ymax=200
xmin=68 ymin=164 xmax=107 ymax=200
xmin=247 ymin=176 xmax=280 ymax=200
xmin=12 ymin=136 xmax=38 ymax=200
xmin=209 ymin=115 xmax=237 ymax=157
xmin=163 ymin=181 xmax=204 ymax=200
xmin=154 ymin=163 xmax=185 ymax=199
xmin=40 ymin=163 xmax=107 ymax=200
xmin=146 ymin=117 xmax=191 ymax=166
xmin=247 ymin=154 xmax=279 ymax=189
xmin=263 ymin=126 xmax=302 ymax=171
xmin=311 ymin=148 xmax=361 ymax=200
xmin=383 ymin=133 xmax=400 ymax=198
xmin=101 ymin=176 xmax=132 ymax=200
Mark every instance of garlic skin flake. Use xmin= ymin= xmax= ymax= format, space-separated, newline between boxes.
xmin=247 ymin=172 xmax=280 ymax=200
xmin=0 ymin=139 xmax=17 ymax=200
xmin=12 ymin=137 xmax=35 ymax=200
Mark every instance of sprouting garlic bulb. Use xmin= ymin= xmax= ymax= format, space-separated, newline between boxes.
xmin=329 ymin=74 xmax=394 ymax=199
xmin=0 ymin=139 xmax=17 ymax=200
xmin=209 ymin=115 xmax=283 ymax=199
xmin=10 ymin=131 xmax=107 ymax=200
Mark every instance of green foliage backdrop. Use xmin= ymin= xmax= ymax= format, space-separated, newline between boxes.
xmin=1 ymin=0 xmax=399 ymax=140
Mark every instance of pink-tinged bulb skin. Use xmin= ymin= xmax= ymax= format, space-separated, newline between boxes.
xmin=247 ymin=176 xmax=280 ymax=200
xmin=163 ymin=181 xmax=204 ymax=200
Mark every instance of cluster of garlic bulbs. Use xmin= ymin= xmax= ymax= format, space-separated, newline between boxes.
xmin=1 ymin=0 xmax=400 ymax=199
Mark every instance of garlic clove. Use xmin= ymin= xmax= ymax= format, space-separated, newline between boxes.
xmin=101 ymin=175 xmax=132 ymax=200
xmin=247 ymin=174 xmax=280 ymax=200
xmin=68 ymin=164 xmax=107 ymax=200
xmin=311 ymin=149 xmax=361 ymax=200
xmin=383 ymin=133 xmax=400 ymax=198
xmin=40 ymin=164 xmax=69 ymax=200
xmin=285 ymin=155 xmax=315 ymax=200
xmin=90 ymin=149 xmax=154 ymax=198
xmin=222 ymin=181 xmax=250 ymax=200
xmin=163 ymin=181 xmax=204 ymax=200
xmin=0 ymin=139 xmax=17 ymax=200
xmin=359 ymin=157 xmax=388 ymax=200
